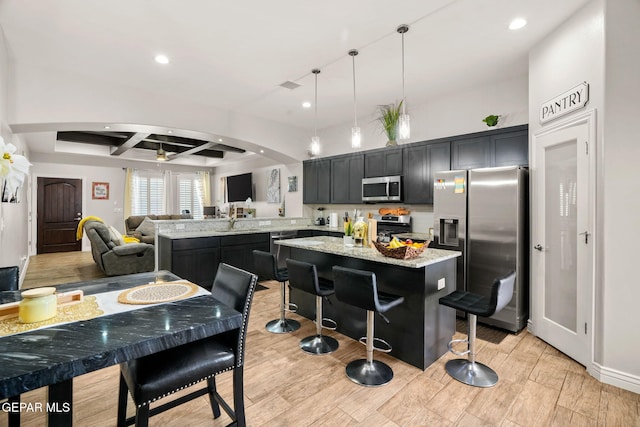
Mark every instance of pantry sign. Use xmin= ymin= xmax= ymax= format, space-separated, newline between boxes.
xmin=540 ymin=82 xmax=589 ymax=124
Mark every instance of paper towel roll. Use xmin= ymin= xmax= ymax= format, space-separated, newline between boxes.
xmin=329 ymin=213 xmax=338 ymax=228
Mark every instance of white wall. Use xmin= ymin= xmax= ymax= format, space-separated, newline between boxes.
xmin=213 ymin=156 xmax=303 ymax=218
xmin=30 ymin=152 xmax=216 ymax=252
xmin=529 ymin=0 xmax=640 ymax=392
xmin=601 ymin=0 xmax=640 ymax=382
xmin=319 ymin=73 xmax=528 ymax=156
xmin=0 ymin=27 xmax=30 ymax=278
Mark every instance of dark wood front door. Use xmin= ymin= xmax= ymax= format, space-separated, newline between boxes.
xmin=37 ymin=177 xmax=83 ymax=254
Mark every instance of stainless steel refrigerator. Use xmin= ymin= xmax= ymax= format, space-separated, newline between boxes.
xmin=433 ymin=166 xmax=529 ymax=332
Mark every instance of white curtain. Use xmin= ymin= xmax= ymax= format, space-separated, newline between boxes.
xmin=198 ymin=171 xmax=211 ymax=206
xmin=123 ymin=168 xmax=134 ymax=220
xmin=163 ymin=170 xmax=174 ymax=214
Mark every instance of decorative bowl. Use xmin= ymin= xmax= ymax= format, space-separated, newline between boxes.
xmin=373 ymin=240 xmax=428 ymax=260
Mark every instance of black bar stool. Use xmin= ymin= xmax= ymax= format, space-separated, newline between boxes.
xmin=286 ymin=258 xmax=339 ymax=355
xmin=438 ymin=271 xmax=516 ymax=387
xmin=332 ymin=266 xmax=404 ymax=387
xmin=253 ymin=250 xmax=300 ymax=334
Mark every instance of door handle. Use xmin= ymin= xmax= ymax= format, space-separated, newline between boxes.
xmin=534 ymin=244 xmax=543 ymax=251
xmin=579 ymin=231 xmax=590 ymax=244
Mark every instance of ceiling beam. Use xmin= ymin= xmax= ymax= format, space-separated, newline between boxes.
xmin=110 ymin=132 xmax=151 ymax=155
xmin=167 ymin=141 xmax=216 ymax=161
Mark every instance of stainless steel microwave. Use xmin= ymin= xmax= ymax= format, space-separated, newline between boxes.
xmin=362 ymin=176 xmax=402 ymax=202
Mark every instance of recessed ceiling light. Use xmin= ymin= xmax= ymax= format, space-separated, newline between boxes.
xmin=218 ymin=138 xmax=223 ymax=142
xmin=154 ymin=54 xmax=170 ymax=64
xmin=509 ymin=18 xmax=527 ymax=30
xmin=260 ymin=150 xmax=264 ymax=153
xmin=302 ymin=101 xmax=311 ymax=109
xmin=167 ymin=130 xmax=173 ymax=134
xmin=104 ymin=125 xmax=111 ymax=129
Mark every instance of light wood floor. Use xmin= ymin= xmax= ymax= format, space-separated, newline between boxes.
xmin=12 ymin=252 xmax=640 ymax=426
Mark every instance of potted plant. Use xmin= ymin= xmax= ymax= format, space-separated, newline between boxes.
xmin=343 ymin=219 xmax=354 ymax=246
xmin=376 ymin=101 xmax=403 ymax=146
xmin=482 ymin=114 xmax=500 ymax=127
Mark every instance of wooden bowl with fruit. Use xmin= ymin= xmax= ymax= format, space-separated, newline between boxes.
xmin=373 ymin=237 xmax=429 ymax=260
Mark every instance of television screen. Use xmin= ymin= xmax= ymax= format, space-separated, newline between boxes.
xmin=226 ymin=173 xmax=253 ymax=202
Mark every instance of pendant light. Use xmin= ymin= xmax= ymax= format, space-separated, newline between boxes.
xmin=310 ymin=68 xmax=321 ymax=156
xmin=397 ymin=24 xmax=410 ymax=141
xmin=349 ymin=49 xmax=362 ymax=149
xmin=156 ymin=143 xmax=167 ymax=161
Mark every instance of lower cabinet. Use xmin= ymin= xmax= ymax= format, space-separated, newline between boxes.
xmin=158 ymin=236 xmax=221 ymax=290
xmin=158 ymin=233 xmax=270 ymax=289
xmin=220 ymin=233 xmax=270 ymax=274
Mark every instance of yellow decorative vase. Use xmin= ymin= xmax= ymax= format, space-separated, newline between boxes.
xmin=19 ymin=287 xmax=58 ymax=323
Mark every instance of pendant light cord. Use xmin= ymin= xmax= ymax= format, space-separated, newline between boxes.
xmin=398 ymin=24 xmax=409 ymax=115
xmin=313 ymin=69 xmax=319 ymax=138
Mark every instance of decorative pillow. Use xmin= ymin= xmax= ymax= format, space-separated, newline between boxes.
xmin=108 ymin=225 xmax=125 ymax=246
xmin=135 ymin=217 xmax=156 ymax=236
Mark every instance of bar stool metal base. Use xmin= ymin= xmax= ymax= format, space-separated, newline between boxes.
xmin=265 ymin=318 xmax=300 ymax=334
xmin=445 ymin=359 xmax=498 ymax=388
xmin=300 ymin=335 xmax=339 ymax=355
xmin=346 ymin=359 xmax=394 ymax=387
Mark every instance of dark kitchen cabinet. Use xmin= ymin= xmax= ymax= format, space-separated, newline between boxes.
xmin=491 ymin=130 xmax=528 ymax=166
xmin=452 ymin=126 xmax=528 ymax=170
xmin=451 ymin=136 xmax=491 ymax=170
xmin=364 ymin=147 xmax=403 ymax=177
xmin=331 ymin=154 xmax=364 ymax=203
xmin=158 ymin=236 xmax=221 ymax=290
xmin=403 ymin=141 xmax=451 ymax=204
xmin=220 ymin=233 xmax=270 ymax=274
xmin=303 ymin=159 xmax=331 ymax=204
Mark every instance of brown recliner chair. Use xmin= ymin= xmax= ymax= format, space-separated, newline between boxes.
xmin=84 ymin=220 xmax=155 ymax=276
xmin=124 ymin=214 xmax=193 ymax=244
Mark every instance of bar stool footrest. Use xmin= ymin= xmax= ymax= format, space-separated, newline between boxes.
xmin=286 ymin=302 xmax=298 ymax=313
xmin=358 ymin=336 xmax=392 ymax=353
xmin=318 ymin=317 xmax=337 ymax=331
xmin=447 ymin=338 xmax=470 ymax=356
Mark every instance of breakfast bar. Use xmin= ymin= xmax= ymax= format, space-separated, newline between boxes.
xmin=276 ymin=236 xmax=461 ymax=370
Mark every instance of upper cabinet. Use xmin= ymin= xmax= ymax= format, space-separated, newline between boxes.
xmin=303 ymin=125 xmax=527 ymax=205
xmin=403 ymin=141 xmax=451 ymax=204
xmin=452 ymin=126 xmax=528 ymax=170
xmin=331 ymin=154 xmax=364 ymax=204
xmin=303 ymin=159 xmax=331 ymax=204
xmin=491 ymin=130 xmax=528 ymax=167
xmin=364 ymin=147 xmax=403 ymax=177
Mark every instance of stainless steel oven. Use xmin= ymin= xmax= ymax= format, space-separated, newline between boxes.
xmin=374 ymin=215 xmax=411 ymax=243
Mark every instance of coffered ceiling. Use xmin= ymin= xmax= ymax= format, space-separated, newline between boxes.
xmin=0 ymin=0 xmax=589 ymax=167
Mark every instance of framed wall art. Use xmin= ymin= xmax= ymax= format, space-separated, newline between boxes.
xmin=92 ymin=182 xmax=109 ymax=200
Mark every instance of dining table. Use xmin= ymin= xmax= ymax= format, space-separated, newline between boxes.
xmin=0 ymin=270 xmax=243 ymax=426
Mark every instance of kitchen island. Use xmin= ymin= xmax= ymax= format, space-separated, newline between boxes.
xmin=276 ymin=236 xmax=461 ymax=370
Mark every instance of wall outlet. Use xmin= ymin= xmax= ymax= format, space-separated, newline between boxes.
xmin=437 ymin=278 xmax=446 ymax=290
xmin=175 ymin=223 xmax=185 ymax=230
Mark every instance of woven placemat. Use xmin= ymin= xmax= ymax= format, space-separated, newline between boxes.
xmin=118 ymin=281 xmax=199 ymax=305
xmin=0 ymin=296 xmax=102 ymax=337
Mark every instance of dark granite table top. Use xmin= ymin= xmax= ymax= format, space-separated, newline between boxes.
xmin=0 ymin=271 xmax=242 ymax=399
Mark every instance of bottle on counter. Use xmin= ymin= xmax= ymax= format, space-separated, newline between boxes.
xmin=353 ymin=217 xmax=368 ymax=247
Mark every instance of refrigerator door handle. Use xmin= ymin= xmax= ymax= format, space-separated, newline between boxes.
xmin=534 ymin=244 xmax=543 ymax=251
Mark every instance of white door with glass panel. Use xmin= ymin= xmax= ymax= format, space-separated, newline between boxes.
xmin=532 ymin=114 xmax=594 ymax=367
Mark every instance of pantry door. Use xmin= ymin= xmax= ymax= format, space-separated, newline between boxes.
xmin=531 ymin=112 xmax=595 ymax=367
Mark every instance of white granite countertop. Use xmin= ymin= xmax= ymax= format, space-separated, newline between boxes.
xmin=158 ymin=225 xmax=344 ymax=240
xmin=275 ymin=236 xmax=460 ymax=269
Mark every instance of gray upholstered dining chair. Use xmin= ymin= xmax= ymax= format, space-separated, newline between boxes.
xmin=117 ymin=263 xmax=258 ymax=427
